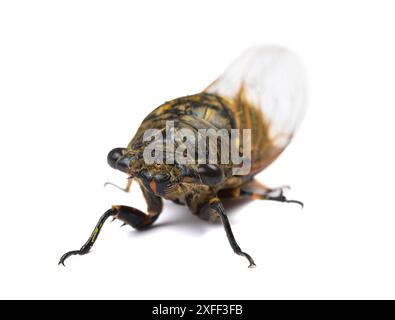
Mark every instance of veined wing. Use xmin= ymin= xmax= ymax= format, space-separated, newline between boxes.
xmin=205 ymin=46 xmax=307 ymax=149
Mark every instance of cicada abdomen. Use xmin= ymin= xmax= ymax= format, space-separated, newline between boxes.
xmin=205 ymin=46 xmax=307 ymax=174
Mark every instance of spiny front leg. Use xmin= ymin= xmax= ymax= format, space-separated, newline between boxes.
xmin=59 ymin=189 xmax=163 ymax=266
xmin=200 ymin=197 xmax=256 ymax=268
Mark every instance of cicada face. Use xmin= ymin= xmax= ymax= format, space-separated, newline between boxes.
xmin=134 ymin=163 xmax=226 ymax=198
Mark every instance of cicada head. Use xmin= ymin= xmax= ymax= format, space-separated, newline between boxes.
xmin=108 ymin=144 xmax=226 ymax=197
xmin=107 ymin=146 xmax=177 ymax=196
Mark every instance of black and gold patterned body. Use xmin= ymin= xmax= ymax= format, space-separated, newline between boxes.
xmin=59 ymin=47 xmax=306 ymax=268
xmin=126 ymin=91 xmax=284 ymax=218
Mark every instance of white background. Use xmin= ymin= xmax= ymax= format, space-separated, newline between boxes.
xmin=0 ymin=1 xmax=394 ymax=299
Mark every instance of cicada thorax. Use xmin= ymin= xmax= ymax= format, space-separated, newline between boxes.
xmin=126 ymin=90 xmax=283 ymax=190
xmin=128 ymin=93 xmax=239 ymax=170
xmin=138 ymin=93 xmax=236 ymax=132
xmin=125 ymin=93 xmax=246 ymax=206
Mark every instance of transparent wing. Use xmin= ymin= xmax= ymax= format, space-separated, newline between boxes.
xmin=205 ymin=46 xmax=307 ymax=148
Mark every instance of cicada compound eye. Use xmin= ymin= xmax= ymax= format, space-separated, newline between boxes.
xmin=107 ymin=148 xmax=127 ymax=170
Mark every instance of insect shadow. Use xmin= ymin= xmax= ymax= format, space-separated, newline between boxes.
xmin=127 ymin=198 xmax=252 ymax=238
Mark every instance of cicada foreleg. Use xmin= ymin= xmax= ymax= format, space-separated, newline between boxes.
xmin=58 ymin=188 xmax=163 ymax=266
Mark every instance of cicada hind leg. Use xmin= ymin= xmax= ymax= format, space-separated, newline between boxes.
xmin=219 ymin=180 xmax=303 ymax=208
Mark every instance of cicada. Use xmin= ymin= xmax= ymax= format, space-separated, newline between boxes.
xmin=59 ymin=47 xmax=307 ymax=268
